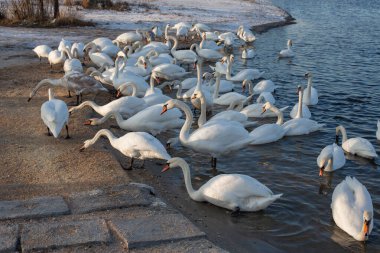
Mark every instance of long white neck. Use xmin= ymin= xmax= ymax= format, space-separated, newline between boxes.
xmin=195 ymin=60 xmax=203 ymax=90
xmin=119 ymin=82 xmax=137 ymax=97
xmin=176 ymin=82 xmax=183 ymax=98
xmin=165 ymin=25 xmax=169 ymax=39
xmin=170 ymin=36 xmax=178 ymax=54
xmin=70 ymin=101 xmax=104 ymax=115
xmin=213 ymin=72 xmax=221 ymax=99
xmin=98 ymin=112 xmax=128 ymax=129
xmin=173 ymin=100 xmax=193 ymax=144
xmin=336 ymin=125 xmax=348 ymax=143
xmin=48 ymin=89 xmax=54 ymax=100
xmin=87 ymin=129 xmax=117 ymax=149
xmin=269 ymin=105 xmax=284 ymax=125
xmin=226 ymin=57 xmax=233 ymax=80
xmin=62 ymin=47 xmax=73 ymax=59
xmin=306 ymin=76 xmax=312 ymax=100
xmin=198 ymin=94 xmax=207 ymax=127
xmin=245 ymin=80 xmax=253 ymax=95
xmin=30 ymin=79 xmax=62 ymax=99
xmin=149 ymin=75 xmax=155 ymax=92
xmin=296 ymin=89 xmax=303 ymax=119
xmin=176 ymin=159 xmax=202 ymax=201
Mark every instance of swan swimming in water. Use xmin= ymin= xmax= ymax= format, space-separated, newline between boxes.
xmin=162 ymin=157 xmax=282 ymax=213
xmin=317 ymin=143 xmax=346 ymax=176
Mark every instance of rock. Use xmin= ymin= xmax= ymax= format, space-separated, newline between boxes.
xmin=0 ymin=196 xmax=69 ymax=220
xmin=67 ymin=184 xmax=153 ymax=214
xmin=108 ymin=213 xmax=205 ymax=249
xmin=21 ymin=219 xmax=111 ymax=252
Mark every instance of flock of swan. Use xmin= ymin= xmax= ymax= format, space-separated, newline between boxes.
xmin=29 ymin=22 xmax=378 ymax=242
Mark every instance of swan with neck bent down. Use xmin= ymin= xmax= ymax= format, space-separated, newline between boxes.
xmin=161 ymin=99 xmax=255 ymax=168
xmin=331 ymin=176 xmax=373 ymax=241
xmin=162 ymin=157 xmax=282 ymax=212
xmin=80 ymin=129 xmax=170 ymax=169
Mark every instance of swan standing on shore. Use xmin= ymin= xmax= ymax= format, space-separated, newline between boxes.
xmin=41 ymin=89 xmax=69 ymax=139
xmin=317 ymin=143 xmax=346 ymax=176
xmin=33 ymin=45 xmax=52 ymax=61
xmin=331 ymin=176 xmax=373 ymax=241
xmin=80 ymin=129 xmax=170 ymax=169
xmin=335 ymin=125 xmax=378 ymax=159
xmin=162 ymin=157 xmax=282 ymax=213
xmin=161 ymin=99 xmax=255 ymax=168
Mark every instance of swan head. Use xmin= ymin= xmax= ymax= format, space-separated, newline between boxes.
xmin=287 ymin=39 xmax=293 ymax=47
xmin=161 ymin=100 xmax=176 ymax=115
xmin=318 ymin=153 xmax=333 ymax=176
xmin=362 ymin=210 xmax=373 ymax=240
xmin=261 ymin=102 xmax=273 ymax=114
xmin=83 ymin=118 xmax=98 ymax=126
xmin=79 ymin=139 xmax=92 ymax=152
xmin=242 ymin=79 xmax=252 ymax=93
xmin=305 ymin=72 xmax=312 ymax=79
xmin=151 ymin=72 xmax=161 ymax=84
xmin=202 ymin=72 xmax=213 ymax=81
xmin=230 ymin=54 xmax=235 ymax=62
xmin=161 ymin=157 xmax=186 ymax=172
xmin=191 ymin=90 xmax=204 ymax=100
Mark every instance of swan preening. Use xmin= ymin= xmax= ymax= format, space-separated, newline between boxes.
xmin=331 ymin=176 xmax=373 ymax=241
xmin=163 ymin=157 xmax=282 ymax=212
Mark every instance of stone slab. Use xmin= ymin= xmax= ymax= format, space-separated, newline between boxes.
xmin=0 ymin=196 xmax=69 ymax=220
xmin=109 ymin=213 xmax=206 ymax=249
xmin=0 ymin=224 xmax=19 ymax=253
xmin=67 ymin=184 xmax=153 ymax=214
xmin=21 ymin=219 xmax=111 ymax=252
xmin=130 ymin=239 xmax=229 ymax=253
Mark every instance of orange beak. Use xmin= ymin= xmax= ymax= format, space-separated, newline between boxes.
xmin=161 ymin=163 xmax=170 ymax=172
xmin=144 ymin=62 xmax=147 ymax=69
xmin=155 ymin=76 xmax=160 ymax=84
xmin=193 ymin=62 xmax=197 ymax=69
xmin=116 ymin=90 xmax=122 ymax=98
xmin=363 ymin=220 xmax=370 ymax=236
xmin=242 ymin=84 xmax=246 ymax=92
xmin=160 ymin=105 xmax=168 ymax=115
xmin=191 ymin=94 xmax=197 ymax=100
xmin=319 ymin=167 xmax=324 ymax=177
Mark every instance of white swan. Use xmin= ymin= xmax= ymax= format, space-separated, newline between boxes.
xmin=331 ymin=176 xmax=373 ymax=241
xmin=190 ymin=44 xmax=223 ymax=62
xmin=70 ymin=42 xmax=84 ymax=59
xmin=377 ymin=120 xmax=380 ymax=141
xmin=146 ymin=50 xmax=173 ymax=66
xmin=317 ymin=143 xmax=346 ymax=176
xmin=62 ymin=47 xmax=83 ymax=74
xmin=69 ymin=95 xmax=147 ymax=118
xmin=209 ymin=56 xmax=228 ymax=75
xmin=152 ymin=63 xmax=190 ymax=80
xmin=249 ymin=102 xmax=286 ymax=145
xmin=242 ymin=48 xmax=255 ymax=59
xmin=290 ymin=103 xmax=312 ymax=119
xmin=117 ymin=82 xmax=170 ymax=107
xmin=253 ymin=80 xmax=278 ymax=94
xmin=80 ymin=129 xmax=170 ymax=169
xmin=161 ymin=99 xmax=255 ymax=168
xmin=190 ymin=60 xmax=213 ymax=110
xmin=162 ymin=157 xmax=282 ymax=212
xmin=204 ymin=31 xmax=220 ymax=41
xmin=115 ymin=30 xmax=143 ymax=45
xmin=84 ymin=42 xmax=114 ymax=68
xmin=303 ymin=72 xmax=318 ymax=105
xmin=48 ymin=49 xmax=67 ymax=67
xmin=58 ymin=38 xmax=71 ymax=52
xmin=283 ymin=86 xmax=325 ymax=136
xmin=194 ymin=90 xmax=256 ymax=128
xmin=33 ymin=45 xmax=52 ymax=61
xmin=226 ymin=55 xmax=264 ymax=81
xmin=168 ymin=36 xmax=197 ymax=66
xmin=200 ymin=33 xmax=222 ymax=50
xmin=41 ymin=89 xmax=69 ymax=138
xmin=240 ymin=92 xmax=288 ymax=118
xmin=85 ymin=104 xmax=184 ymax=136
xmin=191 ymin=23 xmax=211 ymax=34
xmin=28 ymin=72 xmax=108 ymax=105
xmin=237 ymin=26 xmax=256 ymax=43
xmin=279 ymin=39 xmax=295 ymax=58
xmin=335 ymin=125 xmax=378 ymax=159
xmin=213 ymin=74 xmax=252 ymax=106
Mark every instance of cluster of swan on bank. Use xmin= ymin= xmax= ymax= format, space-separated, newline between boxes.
xmin=29 ymin=22 xmax=378 ymax=241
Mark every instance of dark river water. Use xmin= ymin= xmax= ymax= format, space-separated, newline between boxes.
xmin=159 ymin=0 xmax=380 ymax=252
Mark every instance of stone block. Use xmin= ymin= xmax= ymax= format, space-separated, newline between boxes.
xmin=109 ymin=213 xmax=205 ymax=249
xmin=0 ymin=196 xmax=69 ymax=220
xmin=21 ymin=219 xmax=111 ymax=252
xmin=67 ymin=184 xmax=152 ymax=214
xmin=0 ymin=224 xmax=19 ymax=252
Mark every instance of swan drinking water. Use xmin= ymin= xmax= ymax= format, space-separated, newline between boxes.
xmin=80 ymin=129 xmax=170 ymax=169
xmin=317 ymin=143 xmax=346 ymax=176
xmin=162 ymin=157 xmax=282 ymax=213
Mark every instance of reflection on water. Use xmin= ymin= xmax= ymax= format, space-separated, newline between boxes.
xmin=162 ymin=0 xmax=380 ymax=252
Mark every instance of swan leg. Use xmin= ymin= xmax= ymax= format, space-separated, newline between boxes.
xmin=211 ymin=157 xmax=217 ymax=168
xmin=124 ymin=157 xmax=134 ymax=170
xmin=46 ymin=127 xmax=52 ymax=136
xmin=65 ymin=124 xmax=71 ymax=139
xmin=76 ymin=95 xmax=80 ymax=106
xmin=67 ymin=90 xmax=72 ymax=98
xmin=231 ymin=207 xmax=240 ymax=217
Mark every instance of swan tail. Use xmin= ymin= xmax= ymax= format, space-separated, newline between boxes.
xmin=317 ymin=123 xmax=326 ymax=129
xmin=243 ymin=121 xmax=258 ymax=127
xmin=279 ymin=106 xmax=289 ymax=112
